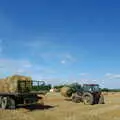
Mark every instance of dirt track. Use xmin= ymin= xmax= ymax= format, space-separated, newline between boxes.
xmin=0 ymin=92 xmax=120 ymax=120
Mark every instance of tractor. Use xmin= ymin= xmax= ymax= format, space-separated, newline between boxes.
xmin=61 ymin=83 xmax=104 ymax=105
xmin=71 ymin=84 xmax=104 ymax=105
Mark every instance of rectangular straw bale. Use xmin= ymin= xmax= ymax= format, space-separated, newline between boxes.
xmin=0 ymin=75 xmax=32 ymax=93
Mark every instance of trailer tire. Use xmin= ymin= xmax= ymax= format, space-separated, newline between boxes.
xmin=0 ymin=97 xmax=2 ymax=106
xmin=1 ymin=97 xmax=8 ymax=109
xmin=8 ymin=97 xmax=16 ymax=109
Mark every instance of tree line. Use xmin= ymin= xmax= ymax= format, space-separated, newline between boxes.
xmin=53 ymin=84 xmax=120 ymax=92
xmin=31 ymin=82 xmax=120 ymax=92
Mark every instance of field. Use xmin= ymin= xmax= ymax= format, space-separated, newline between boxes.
xmin=0 ymin=92 xmax=120 ymax=120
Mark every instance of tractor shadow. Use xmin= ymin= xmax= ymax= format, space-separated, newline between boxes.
xmin=17 ymin=104 xmax=56 ymax=111
xmin=64 ymin=98 xmax=72 ymax=101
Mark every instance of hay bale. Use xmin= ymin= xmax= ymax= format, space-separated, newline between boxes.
xmin=60 ymin=86 xmax=73 ymax=97
xmin=7 ymin=75 xmax=32 ymax=92
xmin=0 ymin=75 xmax=32 ymax=93
xmin=0 ymin=79 xmax=9 ymax=92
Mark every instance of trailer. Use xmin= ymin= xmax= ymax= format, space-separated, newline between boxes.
xmin=0 ymin=80 xmax=48 ymax=109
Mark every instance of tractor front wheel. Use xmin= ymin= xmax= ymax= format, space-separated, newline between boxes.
xmin=72 ymin=94 xmax=81 ymax=103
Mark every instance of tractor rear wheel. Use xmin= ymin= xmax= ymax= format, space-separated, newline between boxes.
xmin=83 ymin=93 xmax=94 ymax=105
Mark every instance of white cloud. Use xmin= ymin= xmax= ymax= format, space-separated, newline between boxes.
xmin=16 ymin=69 xmax=25 ymax=74
xmin=105 ymin=73 xmax=120 ymax=79
xmin=0 ymin=58 xmax=32 ymax=76
xmin=23 ymin=40 xmax=77 ymax=63
xmin=79 ymin=73 xmax=89 ymax=76
xmin=0 ymin=58 xmax=57 ymax=81
xmin=25 ymin=41 xmax=44 ymax=48
xmin=24 ymin=39 xmax=53 ymax=49
xmin=0 ymin=13 xmax=15 ymax=39
xmin=0 ymin=39 xmax=3 ymax=54
xmin=61 ymin=60 xmax=66 ymax=64
xmin=23 ymin=64 xmax=32 ymax=68
xmin=105 ymin=73 xmax=112 ymax=77
xmin=60 ymin=54 xmax=76 ymax=64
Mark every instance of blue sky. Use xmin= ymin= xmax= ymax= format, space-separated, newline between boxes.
xmin=0 ymin=0 xmax=120 ymax=88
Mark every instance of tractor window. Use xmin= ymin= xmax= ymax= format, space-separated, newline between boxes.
xmin=83 ymin=85 xmax=91 ymax=91
xmin=83 ymin=85 xmax=100 ymax=92
xmin=92 ymin=85 xmax=100 ymax=91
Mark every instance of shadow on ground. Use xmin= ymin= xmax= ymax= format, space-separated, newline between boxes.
xmin=64 ymin=98 xmax=72 ymax=101
xmin=17 ymin=104 xmax=56 ymax=111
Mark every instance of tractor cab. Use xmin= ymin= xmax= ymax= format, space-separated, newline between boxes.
xmin=82 ymin=84 xmax=100 ymax=93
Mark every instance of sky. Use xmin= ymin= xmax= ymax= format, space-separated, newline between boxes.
xmin=0 ymin=0 xmax=120 ymax=88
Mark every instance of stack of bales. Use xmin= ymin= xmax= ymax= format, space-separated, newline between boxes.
xmin=60 ymin=86 xmax=73 ymax=97
xmin=0 ymin=75 xmax=32 ymax=93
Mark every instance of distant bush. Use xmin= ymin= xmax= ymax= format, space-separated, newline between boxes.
xmin=32 ymin=84 xmax=52 ymax=91
xmin=101 ymin=88 xmax=120 ymax=92
xmin=101 ymin=88 xmax=109 ymax=92
xmin=53 ymin=83 xmax=81 ymax=93
xmin=53 ymin=85 xmax=65 ymax=92
xmin=54 ymin=84 xmax=120 ymax=93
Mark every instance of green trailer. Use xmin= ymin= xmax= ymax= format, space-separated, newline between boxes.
xmin=0 ymin=80 xmax=48 ymax=109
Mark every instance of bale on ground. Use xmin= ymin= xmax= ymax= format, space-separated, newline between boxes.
xmin=60 ymin=86 xmax=73 ymax=97
xmin=0 ymin=75 xmax=32 ymax=93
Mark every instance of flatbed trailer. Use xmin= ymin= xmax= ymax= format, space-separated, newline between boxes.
xmin=0 ymin=80 xmax=48 ymax=109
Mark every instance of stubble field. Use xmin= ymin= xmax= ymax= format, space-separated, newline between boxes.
xmin=0 ymin=92 xmax=120 ymax=120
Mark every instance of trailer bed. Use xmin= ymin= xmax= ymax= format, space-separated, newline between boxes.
xmin=0 ymin=91 xmax=47 ymax=96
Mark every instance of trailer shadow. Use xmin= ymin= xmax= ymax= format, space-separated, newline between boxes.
xmin=17 ymin=104 xmax=56 ymax=111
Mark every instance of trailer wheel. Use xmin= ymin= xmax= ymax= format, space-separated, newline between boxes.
xmin=8 ymin=97 xmax=16 ymax=109
xmin=1 ymin=97 xmax=8 ymax=109
xmin=0 ymin=97 xmax=2 ymax=106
